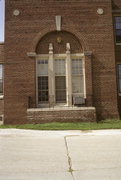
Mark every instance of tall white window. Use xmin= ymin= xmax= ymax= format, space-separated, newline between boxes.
xmin=37 ymin=60 xmax=48 ymax=103
xmin=0 ymin=65 xmax=3 ymax=95
xmin=72 ymin=59 xmax=84 ymax=94
xmin=55 ymin=59 xmax=66 ymax=103
xmin=115 ymin=17 xmax=121 ymax=43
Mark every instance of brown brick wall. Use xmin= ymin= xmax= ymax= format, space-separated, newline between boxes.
xmin=4 ymin=0 xmax=119 ymax=124
xmin=0 ymin=43 xmax=4 ymax=63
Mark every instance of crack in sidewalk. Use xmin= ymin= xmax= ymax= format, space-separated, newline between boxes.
xmin=64 ymin=135 xmax=79 ymax=180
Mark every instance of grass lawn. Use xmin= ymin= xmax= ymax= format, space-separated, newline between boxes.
xmin=0 ymin=119 xmax=121 ymax=130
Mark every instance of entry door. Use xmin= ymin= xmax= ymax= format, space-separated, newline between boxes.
xmin=37 ymin=59 xmax=49 ymax=104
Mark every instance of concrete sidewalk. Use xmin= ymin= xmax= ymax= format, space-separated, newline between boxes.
xmin=0 ymin=129 xmax=121 ymax=180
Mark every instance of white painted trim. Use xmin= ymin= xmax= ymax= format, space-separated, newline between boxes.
xmin=48 ymin=43 xmax=55 ymax=106
xmin=71 ymin=53 xmax=84 ymax=57
xmin=36 ymin=53 xmax=84 ymax=57
xmin=54 ymin=54 xmax=66 ymax=59
xmin=0 ymin=95 xmax=4 ymax=100
xmin=66 ymin=43 xmax=72 ymax=106
xmin=27 ymin=107 xmax=96 ymax=112
xmin=36 ymin=54 xmax=49 ymax=59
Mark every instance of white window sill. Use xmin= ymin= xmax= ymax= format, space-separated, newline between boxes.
xmin=0 ymin=95 xmax=4 ymax=100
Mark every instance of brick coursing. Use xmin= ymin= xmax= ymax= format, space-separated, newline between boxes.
xmin=4 ymin=0 xmax=120 ymax=124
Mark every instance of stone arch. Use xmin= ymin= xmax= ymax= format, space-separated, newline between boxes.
xmin=36 ymin=31 xmax=83 ymax=54
xmin=30 ymin=27 xmax=88 ymax=52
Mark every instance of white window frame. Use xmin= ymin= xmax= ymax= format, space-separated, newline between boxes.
xmin=71 ymin=54 xmax=86 ymax=98
xmin=36 ymin=55 xmax=49 ymax=107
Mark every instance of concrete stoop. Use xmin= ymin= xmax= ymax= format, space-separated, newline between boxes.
xmin=27 ymin=107 xmax=96 ymax=123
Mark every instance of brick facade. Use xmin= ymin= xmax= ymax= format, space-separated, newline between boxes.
xmin=3 ymin=0 xmax=121 ymax=124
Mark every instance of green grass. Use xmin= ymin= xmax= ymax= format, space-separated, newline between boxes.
xmin=0 ymin=119 xmax=121 ymax=130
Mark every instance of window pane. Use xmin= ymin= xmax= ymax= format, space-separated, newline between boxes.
xmin=38 ymin=60 xmax=48 ymax=76
xmin=55 ymin=76 xmax=66 ymax=103
xmin=55 ymin=59 xmax=65 ymax=75
xmin=72 ymin=59 xmax=84 ymax=94
xmin=56 ymin=90 xmax=66 ymax=102
xmin=116 ymin=30 xmax=121 ymax=43
xmin=38 ymin=76 xmax=48 ymax=103
xmin=115 ymin=17 xmax=121 ymax=43
xmin=72 ymin=59 xmax=83 ymax=75
xmin=0 ymin=65 xmax=3 ymax=80
xmin=116 ymin=17 xmax=121 ymax=29
xmin=72 ymin=76 xmax=84 ymax=93
xmin=55 ymin=76 xmax=66 ymax=90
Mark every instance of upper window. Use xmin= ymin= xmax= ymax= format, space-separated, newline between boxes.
xmin=0 ymin=65 xmax=3 ymax=94
xmin=115 ymin=17 xmax=121 ymax=43
xmin=55 ymin=59 xmax=65 ymax=75
xmin=37 ymin=60 xmax=48 ymax=76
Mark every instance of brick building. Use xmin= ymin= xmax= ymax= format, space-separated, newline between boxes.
xmin=0 ymin=0 xmax=121 ymax=124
